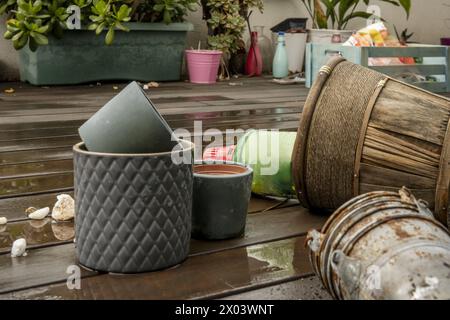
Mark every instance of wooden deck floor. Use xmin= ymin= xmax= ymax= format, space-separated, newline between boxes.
xmin=0 ymin=77 xmax=330 ymax=299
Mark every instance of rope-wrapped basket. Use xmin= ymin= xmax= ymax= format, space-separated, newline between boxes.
xmin=292 ymin=57 xmax=450 ymax=227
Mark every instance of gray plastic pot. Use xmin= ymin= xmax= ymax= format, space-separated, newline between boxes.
xmin=192 ymin=162 xmax=253 ymax=240
xmin=78 ymin=81 xmax=178 ymax=154
xmin=73 ymin=140 xmax=194 ymax=273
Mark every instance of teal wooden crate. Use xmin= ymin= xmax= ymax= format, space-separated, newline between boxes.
xmin=305 ymin=43 xmax=450 ymax=93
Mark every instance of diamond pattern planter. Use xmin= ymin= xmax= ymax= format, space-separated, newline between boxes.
xmin=73 ymin=141 xmax=194 ymax=273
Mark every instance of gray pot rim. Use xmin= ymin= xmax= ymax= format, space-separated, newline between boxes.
xmin=194 ymin=161 xmax=253 ymax=179
xmin=73 ymin=139 xmax=194 ymax=157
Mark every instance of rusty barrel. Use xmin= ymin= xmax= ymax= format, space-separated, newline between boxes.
xmin=307 ymin=188 xmax=450 ymax=300
xmin=292 ymin=57 xmax=450 ymax=227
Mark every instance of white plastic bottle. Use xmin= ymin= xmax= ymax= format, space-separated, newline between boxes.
xmin=273 ymin=32 xmax=289 ymax=78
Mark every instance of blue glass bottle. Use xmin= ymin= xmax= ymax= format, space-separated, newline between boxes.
xmin=273 ymin=32 xmax=289 ymax=78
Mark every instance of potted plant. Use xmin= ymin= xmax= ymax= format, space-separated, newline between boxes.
xmin=200 ymin=0 xmax=263 ymax=78
xmin=1 ymin=0 xmax=197 ymax=85
xmin=300 ymin=0 xmax=411 ymax=43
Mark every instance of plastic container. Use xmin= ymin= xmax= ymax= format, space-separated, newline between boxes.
xmin=285 ymin=33 xmax=307 ymax=73
xmin=202 ymin=131 xmax=298 ymax=198
xmin=233 ymin=130 xmax=297 ymax=198
xmin=18 ymin=22 xmax=194 ymax=85
xmin=186 ymin=50 xmax=222 ymax=84
xmin=273 ymin=32 xmax=289 ymax=78
xmin=271 ymin=18 xmax=308 ymax=33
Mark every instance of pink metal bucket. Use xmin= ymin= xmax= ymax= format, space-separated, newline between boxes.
xmin=186 ymin=50 xmax=222 ymax=84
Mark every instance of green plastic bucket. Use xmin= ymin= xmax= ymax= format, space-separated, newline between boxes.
xmin=233 ymin=130 xmax=297 ymax=198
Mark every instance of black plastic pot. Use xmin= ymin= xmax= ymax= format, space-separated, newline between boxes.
xmin=192 ymin=162 xmax=253 ymax=240
xmin=73 ymin=140 xmax=194 ymax=273
xmin=271 ymin=18 xmax=308 ymax=33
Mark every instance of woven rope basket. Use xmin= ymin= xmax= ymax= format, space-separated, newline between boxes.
xmin=292 ymin=57 xmax=450 ymax=227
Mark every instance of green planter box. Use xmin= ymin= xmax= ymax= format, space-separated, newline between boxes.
xmin=305 ymin=43 xmax=450 ymax=93
xmin=19 ymin=23 xmax=193 ymax=85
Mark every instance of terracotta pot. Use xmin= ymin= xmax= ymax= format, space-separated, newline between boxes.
xmin=192 ymin=162 xmax=253 ymax=240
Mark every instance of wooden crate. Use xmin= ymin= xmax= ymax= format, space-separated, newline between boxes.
xmin=305 ymin=43 xmax=450 ymax=93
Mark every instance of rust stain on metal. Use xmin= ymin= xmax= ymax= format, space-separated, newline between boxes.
xmin=389 ymin=220 xmax=412 ymax=239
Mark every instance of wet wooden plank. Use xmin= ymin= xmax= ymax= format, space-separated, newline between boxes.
xmin=0 ymin=92 xmax=305 ymax=125
xmin=0 ymin=218 xmax=74 ymax=255
xmin=0 ymin=81 xmax=307 ymax=103
xmin=220 ymin=276 xmax=331 ymax=300
xmin=0 ymin=172 xmax=73 ymax=198
xmin=0 ymin=98 xmax=303 ymax=117
xmin=0 ymin=159 xmax=73 ymax=179
xmin=189 ymin=206 xmax=326 ymax=256
xmin=0 ymin=109 xmax=300 ymax=138
xmin=0 ymin=236 xmax=313 ymax=300
xmin=0 ymin=244 xmax=96 ymax=295
xmin=0 ymin=136 xmax=82 ymax=153
xmin=0 ymin=105 xmax=302 ymax=141
xmin=0 ymin=120 xmax=85 ymax=132
xmin=0 ymin=204 xmax=325 ymax=256
xmin=0 ymin=191 xmax=73 ymax=222
xmin=0 ymin=127 xmax=79 ymax=141
xmin=0 ymin=206 xmax=326 ymax=294
xmin=0 ymin=148 xmax=73 ymax=166
xmin=0 ymin=191 xmax=291 ymax=222
xmin=0 ymin=121 xmax=299 ymax=163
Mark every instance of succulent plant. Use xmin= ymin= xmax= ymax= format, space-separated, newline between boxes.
xmin=2 ymin=0 xmax=198 ymax=50
xmin=201 ymin=0 xmax=263 ymax=55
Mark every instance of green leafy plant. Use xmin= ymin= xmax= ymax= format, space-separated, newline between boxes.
xmin=201 ymin=0 xmax=263 ymax=55
xmin=2 ymin=0 xmax=198 ymax=50
xmin=300 ymin=0 xmax=411 ymax=30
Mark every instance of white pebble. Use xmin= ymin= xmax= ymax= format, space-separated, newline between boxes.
xmin=11 ymin=238 xmax=27 ymax=257
xmin=0 ymin=217 xmax=7 ymax=225
xmin=52 ymin=194 xmax=75 ymax=221
xmin=28 ymin=207 xmax=50 ymax=220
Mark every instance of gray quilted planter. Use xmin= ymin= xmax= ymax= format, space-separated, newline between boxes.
xmin=73 ymin=140 xmax=194 ymax=273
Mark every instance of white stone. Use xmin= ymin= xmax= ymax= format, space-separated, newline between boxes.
xmin=28 ymin=207 xmax=50 ymax=220
xmin=52 ymin=194 xmax=75 ymax=221
xmin=11 ymin=238 xmax=27 ymax=257
xmin=0 ymin=217 xmax=7 ymax=225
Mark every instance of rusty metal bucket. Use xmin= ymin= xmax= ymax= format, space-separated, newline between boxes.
xmin=307 ymin=188 xmax=450 ymax=300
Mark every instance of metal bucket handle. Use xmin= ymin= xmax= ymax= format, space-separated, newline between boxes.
xmin=330 ymin=250 xmax=363 ymax=299
xmin=399 ymin=187 xmax=434 ymax=218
